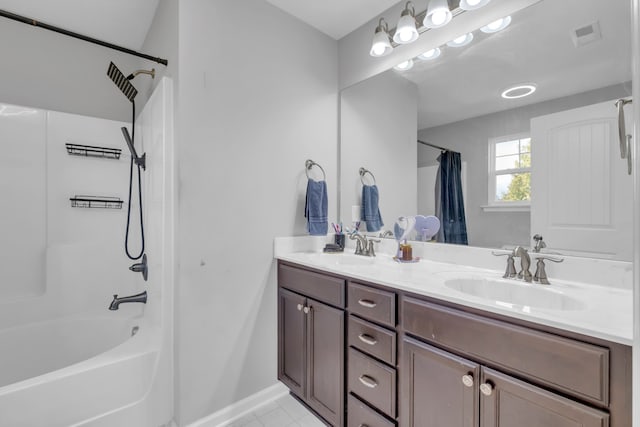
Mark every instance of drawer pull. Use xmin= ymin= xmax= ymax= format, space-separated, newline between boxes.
xmin=358 ymin=334 xmax=378 ymax=346
xmin=303 ymin=306 xmax=310 ymax=314
xmin=359 ymin=425 xmax=370 ymax=427
xmin=359 ymin=375 xmax=378 ymax=388
xmin=358 ymin=299 xmax=377 ymax=308
xmin=480 ymin=382 xmax=494 ymax=396
xmin=297 ymin=304 xmax=303 ymax=311
xmin=461 ymin=374 xmax=474 ymax=388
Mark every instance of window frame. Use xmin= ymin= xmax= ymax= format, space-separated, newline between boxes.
xmin=486 ymin=133 xmax=532 ymax=211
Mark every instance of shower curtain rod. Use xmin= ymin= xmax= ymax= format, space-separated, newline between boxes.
xmin=0 ymin=9 xmax=168 ymax=66
xmin=417 ymin=139 xmax=459 ymax=154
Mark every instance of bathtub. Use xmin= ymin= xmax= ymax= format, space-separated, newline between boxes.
xmin=0 ymin=312 xmax=159 ymax=427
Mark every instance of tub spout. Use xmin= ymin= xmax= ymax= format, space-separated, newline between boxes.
xmin=109 ymin=291 xmax=147 ymax=310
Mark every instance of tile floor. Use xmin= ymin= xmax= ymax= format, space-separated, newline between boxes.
xmin=224 ymin=393 xmax=326 ymax=427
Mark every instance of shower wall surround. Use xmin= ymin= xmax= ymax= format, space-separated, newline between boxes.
xmin=0 ymin=104 xmax=136 ymax=328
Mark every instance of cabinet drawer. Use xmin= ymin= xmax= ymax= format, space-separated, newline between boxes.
xmin=348 ymin=348 xmax=396 ymax=418
xmin=349 ymin=315 xmax=396 ymax=365
xmin=402 ymin=297 xmax=610 ymax=407
xmin=348 ymin=282 xmax=396 ymax=327
xmin=348 ymin=394 xmax=396 ymax=427
xmin=278 ymin=263 xmax=345 ymax=308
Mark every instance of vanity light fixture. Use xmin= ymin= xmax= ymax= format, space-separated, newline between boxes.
xmin=501 ymin=84 xmax=537 ymax=99
xmin=480 ymin=16 xmax=512 ymax=33
xmin=424 ymin=0 xmax=452 ymax=29
xmin=393 ymin=2 xmax=419 ymax=44
xmin=370 ymin=18 xmax=393 ymax=57
xmin=459 ymin=0 xmax=491 ymax=10
xmin=418 ymin=47 xmax=442 ymax=60
xmin=394 ymin=59 xmax=414 ymax=71
xmin=447 ymin=32 xmax=474 ymax=47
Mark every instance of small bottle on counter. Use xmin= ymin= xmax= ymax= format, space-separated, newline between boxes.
xmin=401 ymin=243 xmax=413 ymax=261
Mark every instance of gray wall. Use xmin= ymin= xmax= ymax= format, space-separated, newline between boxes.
xmin=176 ymin=0 xmax=338 ymax=425
xmin=0 ymin=15 xmax=144 ymax=122
xmin=340 ymin=71 xmax=418 ymax=230
xmin=418 ymin=83 xmax=631 ymax=249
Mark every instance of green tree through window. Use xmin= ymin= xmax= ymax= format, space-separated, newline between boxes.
xmin=502 ymin=152 xmax=530 ymax=201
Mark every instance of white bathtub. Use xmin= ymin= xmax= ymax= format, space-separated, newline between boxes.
xmin=0 ymin=313 xmax=159 ymax=427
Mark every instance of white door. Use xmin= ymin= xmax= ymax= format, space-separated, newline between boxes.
xmin=530 ymin=99 xmax=632 ymax=261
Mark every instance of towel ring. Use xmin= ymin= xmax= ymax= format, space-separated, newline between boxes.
xmin=359 ymin=167 xmax=377 ymax=186
xmin=305 ymin=159 xmax=326 ymax=180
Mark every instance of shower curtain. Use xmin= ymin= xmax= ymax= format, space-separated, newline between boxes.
xmin=435 ymin=151 xmax=468 ymax=245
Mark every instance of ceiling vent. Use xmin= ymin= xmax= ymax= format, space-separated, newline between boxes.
xmin=571 ymin=21 xmax=602 ymax=47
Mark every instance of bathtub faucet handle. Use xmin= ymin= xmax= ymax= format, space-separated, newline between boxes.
xmin=129 ymin=254 xmax=148 ymax=281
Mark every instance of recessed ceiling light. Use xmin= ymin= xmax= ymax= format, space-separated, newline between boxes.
xmin=446 ymin=33 xmax=474 ymax=47
xmin=501 ymin=84 xmax=537 ymax=99
xmin=481 ymin=16 xmax=512 ymax=33
xmin=417 ymin=47 xmax=441 ymax=61
xmin=394 ymin=59 xmax=414 ymax=71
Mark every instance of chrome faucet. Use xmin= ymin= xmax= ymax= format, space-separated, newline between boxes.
xmin=532 ymin=234 xmax=546 ymax=253
xmin=532 ymin=256 xmax=564 ymax=285
xmin=513 ymin=246 xmax=532 ymax=282
xmin=109 ymin=291 xmax=147 ymax=310
xmin=379 ymin=230 xmax=394 ymax=238
xmin=348 ymin=230 xmax=379 ymax=257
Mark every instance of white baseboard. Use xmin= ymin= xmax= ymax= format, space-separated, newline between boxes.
xmin=185 ymin=382 xmax=289 ymax=427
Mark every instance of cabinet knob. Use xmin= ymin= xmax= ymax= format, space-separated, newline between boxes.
xmin=480 ymin=382 xmax=494 ymax=396
xmin=297 ymin=304 xmax=303 ymax=311
xmin=358 ymin=375 xmax=378 ymax=388
xmin=303 ymin=306 xmax=310 ymax=314
xmin=358 ymin=334 xmax=378 ymax=346
xmin=461 ymin=374 xmax=474 ymax=388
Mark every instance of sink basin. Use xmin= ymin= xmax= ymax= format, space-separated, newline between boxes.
xmin=444 ymin=277 xmax=585 ymax=311
xmin=321 ymin=253 xmax=376 ymax=266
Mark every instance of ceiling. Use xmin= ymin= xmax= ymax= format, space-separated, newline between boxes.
xmin=264 ymin=0 xmax=401 ymax=40
xmin=0 ymin=0 xmax=159 ymax=50
xmin=396 ymin=0 xmax=632 ymax=129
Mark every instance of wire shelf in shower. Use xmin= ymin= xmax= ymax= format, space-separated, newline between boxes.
xmin=65 ymin=143 xmax=122 ymax=160
xmin=70 ymin=195 xmax=123 ymax=209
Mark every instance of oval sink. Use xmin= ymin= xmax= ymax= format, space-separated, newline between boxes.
xmin=444 ymin=277 xmax=585 ymax=311
xmin=323 ymin=253 xmax=376 ymax=266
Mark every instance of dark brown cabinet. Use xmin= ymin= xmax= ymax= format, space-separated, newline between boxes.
xmin=277 ymin=261 xmax=631 ymax=427
xmin=278 ymin=264 xmax=345 ymax=426
xmin=401 ymin=336 xmax=609 ymax=427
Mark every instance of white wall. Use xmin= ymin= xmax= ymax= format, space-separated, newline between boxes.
xmin=176 ymin=0 xmax=338 ymax=424
xmin=418 ymin=83 xmax=631 ymax=249
xmin=340 ymin=70 xmax=417 ymax=232
xmin=0 ymin=17 xmax=145 ymax=122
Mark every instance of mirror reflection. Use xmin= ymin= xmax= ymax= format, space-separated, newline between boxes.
xmin=340 ymin=0 xmax=632 ymax=260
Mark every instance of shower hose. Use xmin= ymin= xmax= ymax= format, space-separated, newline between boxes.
xmin=125 ymin=101 xmax=145 ymax=260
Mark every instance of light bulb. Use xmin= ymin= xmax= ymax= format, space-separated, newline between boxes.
xmin=480 ymin=16 xmax=512 ymax=33
xmin=393 ymin=11 xmax=419 ymax=45
xmin=431 ymin=10 xmax=447 ymax=26
xmin=446 ymin=32 xmax=474 ymax=47
xmin=418 ymin=47 xmax=441 ymax=60
xmin=372 ymin=44 xmax=386 ymax=56
xmin=394 ymin=59 xmax=414 ymax=71
xmin=398 ymin=29 xmax=413 ymax=42
xmin=460 ymin=0 xmax=490 ymax=10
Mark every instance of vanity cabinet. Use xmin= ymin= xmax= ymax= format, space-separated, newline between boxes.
xmin=278 ymin=263 xmax=345 ymax=427
xmin=276 ymin=260 xmax=631 ymax=427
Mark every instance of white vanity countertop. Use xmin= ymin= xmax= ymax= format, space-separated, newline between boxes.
xmin=274 ymin=237 xmax=633 ymax=346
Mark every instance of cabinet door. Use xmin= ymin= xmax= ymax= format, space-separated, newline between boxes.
xmin=278 ymin=288 xmax=306 ymax=398
xmin=401 ymin=336 xmax=479 ymax=427
xmin=480 ymin=367 xmax=609 ymax=427
xmin=307 ymin=298 xmax=345 ymax=427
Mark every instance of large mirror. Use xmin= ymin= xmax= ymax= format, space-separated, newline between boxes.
xmin=340 ymin=0 xmax=632 ymax=260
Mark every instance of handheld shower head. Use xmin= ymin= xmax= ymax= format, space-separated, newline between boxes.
xmin=107 ymin=61 xmax=138 ymax=102
xmin=121 ymin=127 xmax=146 ymax=170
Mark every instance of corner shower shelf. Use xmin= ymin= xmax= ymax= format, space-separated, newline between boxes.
xmin=65 ymin=143 xmax=122 ymax=160
xmin=70 ymin=195 xmax=123 ymax=209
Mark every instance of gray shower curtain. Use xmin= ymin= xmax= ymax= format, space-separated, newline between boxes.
xmin=435 ymin=151 xmax=468 ymax=245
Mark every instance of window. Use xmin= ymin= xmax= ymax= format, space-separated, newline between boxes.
xmin=487 ymin=134 xmax=531 ymax=210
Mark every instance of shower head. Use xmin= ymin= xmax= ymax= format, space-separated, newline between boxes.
xmin=121 ymin=127 xmax=146 ymax=170
xmin=107 ymin=61 xmax=138 ymax=103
